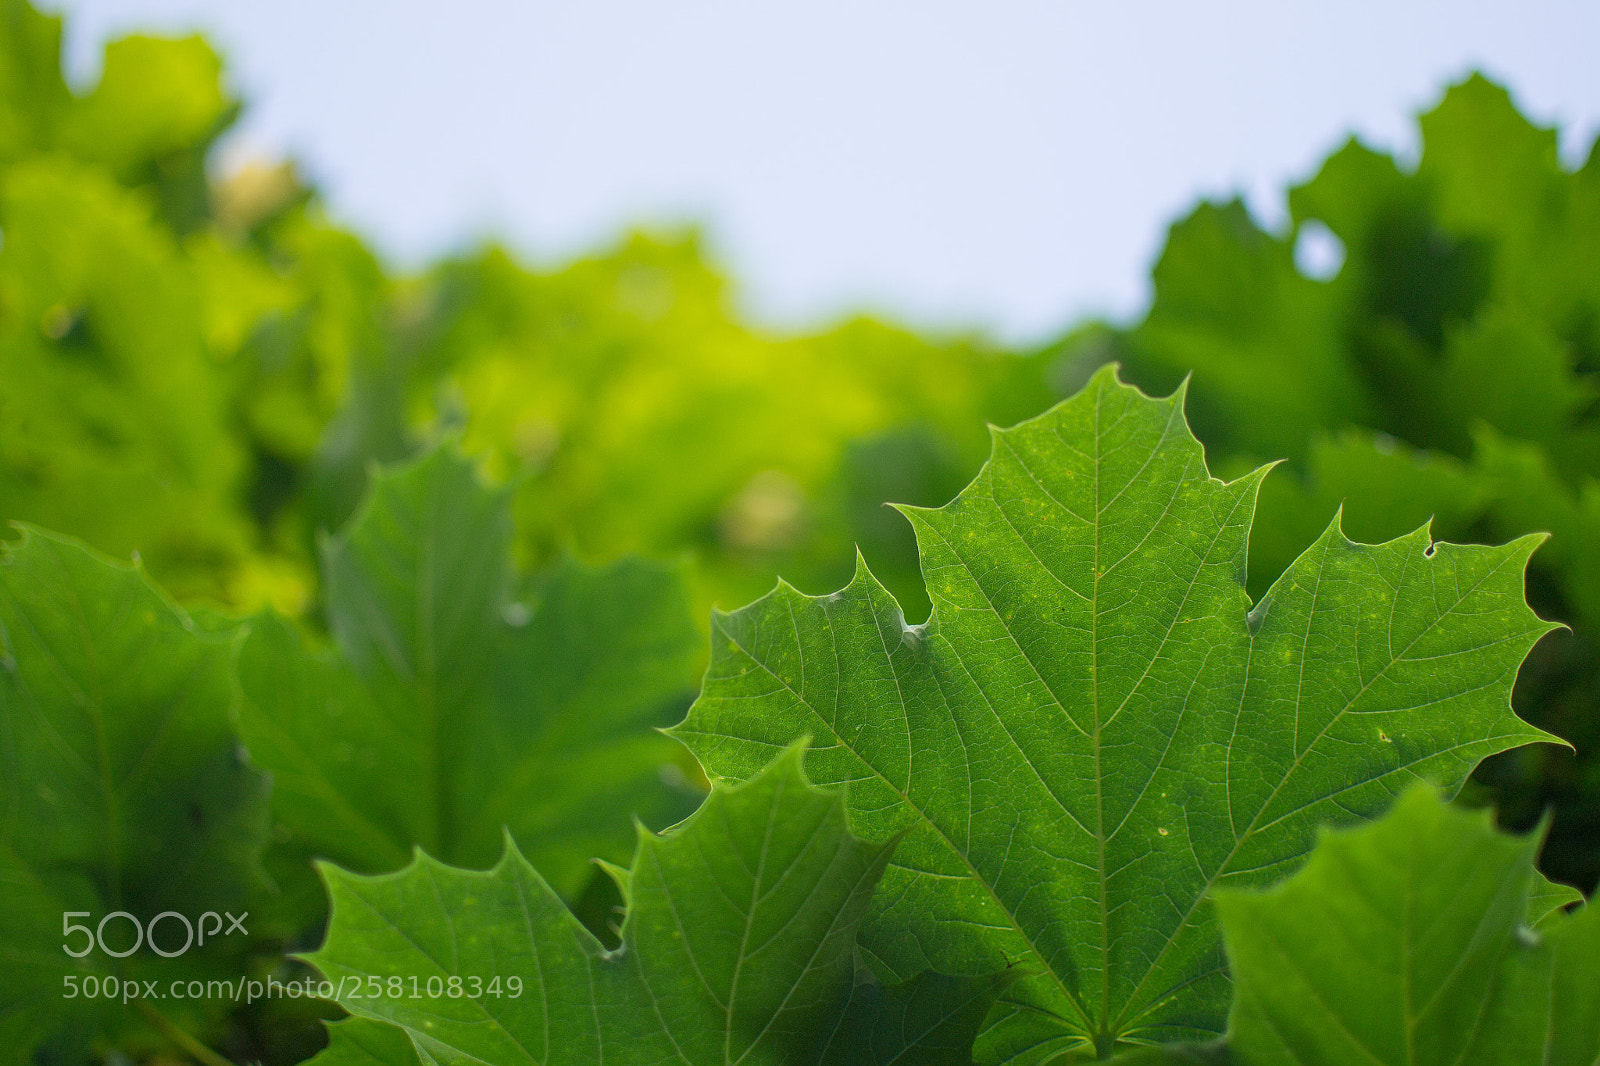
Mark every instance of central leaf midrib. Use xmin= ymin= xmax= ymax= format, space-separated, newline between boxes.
xmin=1091 ymin=384 xmax=1110 ymax=1047
xmin=709 ymin=417 xmax=1236 ymax=1048
xmin=984 ymin=389 xmax=1231 ymax=1045
xmin=856 ymin=453 xmax=1515 ymax=1048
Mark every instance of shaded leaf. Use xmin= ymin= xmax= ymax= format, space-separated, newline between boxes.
xmin=0 ymin=528 xmax=269 ymax=1062
xmin=1211 ymin=787 xmax=1597 ymax=1065
xmin=305 ymin=1019 xmax=421 ymax=1066
xmin=236 ymin=447 xmax=703 ymax=916
xmin=306 ymin=744 xmax=1007 ymax=1065
xmin=819 ymin=967 xmax=1019 ymax=1066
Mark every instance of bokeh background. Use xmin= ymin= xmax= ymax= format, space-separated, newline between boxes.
xmin=49 ymin=0 xmax=1600 ymax=339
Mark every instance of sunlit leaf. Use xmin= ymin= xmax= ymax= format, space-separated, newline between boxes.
xmin=674 ymin=366 xmax=1557 ymax=1061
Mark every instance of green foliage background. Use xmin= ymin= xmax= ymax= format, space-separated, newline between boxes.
xmin=1 ymin=0 xmax=1596 ymax=1062
xmin=0 ymin=0 xmax=1056 ymax=627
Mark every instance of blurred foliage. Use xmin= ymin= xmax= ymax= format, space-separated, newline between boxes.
xmin=0 ymin=0 xmax=345 ymax=613
xmin=1065 ymin=74 xmax=1600 ymax=892
xmin=0 ymin=0 xmax=1057 ymax=634
xmin=370 ymin=239 xmax=1055 ymax=618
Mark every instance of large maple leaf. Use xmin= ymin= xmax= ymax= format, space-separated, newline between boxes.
xmin=672 ymin=365 xmax=1560 ymax=1061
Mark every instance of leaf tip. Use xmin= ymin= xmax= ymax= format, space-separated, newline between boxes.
xmin=1087 ymin=359 xmax=1125 ymax=389
xmin=1172 ymin=369 xmax=1194 ymax=407
xmin=495 ymin=825 xmax=528 ymax=868
xmin=768 ymin=735 xmax=817 ymax=779
xmin=594 ymin=857 xmax=631 ymax=899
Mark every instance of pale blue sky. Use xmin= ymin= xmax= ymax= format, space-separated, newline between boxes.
xmin=51 ymin=1 xmax=1600 ymax=342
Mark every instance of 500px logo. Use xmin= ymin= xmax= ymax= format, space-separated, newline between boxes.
xmin=62 ymin=910 xmax=248 ymax=958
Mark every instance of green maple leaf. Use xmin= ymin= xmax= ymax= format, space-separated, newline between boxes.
xmin=1118 ymin=787 xmax=1594 ymax=1065
xmin=0 ymin=528 xmax=269 ymax=1062
xmin=236 ymin=447 xmax=703 ymax=918
xmin=672 ymin=366 xmax=1560 ymax=1061
xmin=305 ymin=744 xmax=1009 ymax=1065
xmin=1217 ymin=788 xmax=1595 ymax=1066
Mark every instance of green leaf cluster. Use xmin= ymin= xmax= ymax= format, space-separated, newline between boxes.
xmin=293 ymin=369 xmax=1589 ymax=1066
xmin=3 ymin=2 xmax=1598 ymax=1063
xmin=1 ymin=443 xmax=707 ymax=1063
xmin=348 ymin=239 xmax=1054 ymax=619
xmin=1070 ymin=74 xmax=1600 ymax=890
xmin=3 ymin=368 xmax=1590 ymax=1065
xmin=0 ymin=0 xmax=381 ymax=612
